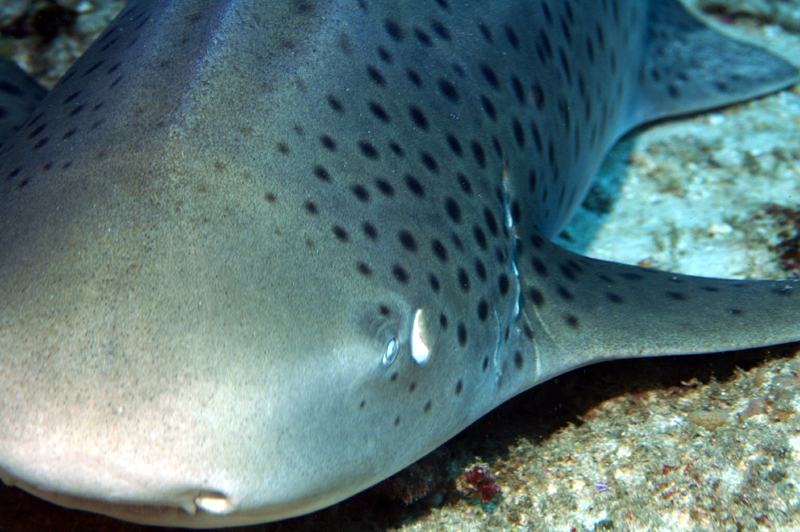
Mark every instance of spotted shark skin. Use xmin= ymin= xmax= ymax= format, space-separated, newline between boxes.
xmin=0 ymin=0 xmax=798 ymax=527
xmin=0 ymin=57 xmax=46 ymax=148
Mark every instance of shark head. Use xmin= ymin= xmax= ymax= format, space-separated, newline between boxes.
xmin=0 ymin=0 xmax=524 ymax=525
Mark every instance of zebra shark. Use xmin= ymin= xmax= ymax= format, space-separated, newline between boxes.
xmin=0 ymin=0 xmax=798 ymax=527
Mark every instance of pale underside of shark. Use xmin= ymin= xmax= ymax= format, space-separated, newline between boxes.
xmin=0 ymin=0 xmax=798 ymax=527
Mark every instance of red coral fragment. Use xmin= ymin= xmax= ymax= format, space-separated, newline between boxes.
xmin=458 ymin=464 xmax=501 ymax=502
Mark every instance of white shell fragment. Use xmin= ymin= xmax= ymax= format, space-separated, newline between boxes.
xmin=411 ymin=308 xmax=430 ymax=365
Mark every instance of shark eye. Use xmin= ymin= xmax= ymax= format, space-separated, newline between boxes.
xmin=382 ymin=337 xmax=398 ymax=366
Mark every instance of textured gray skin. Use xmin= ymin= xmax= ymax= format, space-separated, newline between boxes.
xmin=0 ymin=0 xmax=798 ymax=527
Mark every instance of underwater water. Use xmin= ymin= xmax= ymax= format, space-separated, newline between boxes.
xmin=0 ymin=1 xmax=799 ymax=531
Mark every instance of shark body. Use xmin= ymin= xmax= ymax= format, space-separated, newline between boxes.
xmin=0 ymin=0 xmax=798 ymax=527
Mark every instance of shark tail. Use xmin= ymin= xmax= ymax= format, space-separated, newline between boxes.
xmin=632 ymin=0 xmax=799 ymax=124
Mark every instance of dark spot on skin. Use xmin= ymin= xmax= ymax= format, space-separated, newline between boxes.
xmin=375 ymin=179 xmax=394 ymax=196
xmin=483 ymin=208 xmax=498 ymax=235
xmin=505 ymin=25 xmax=520 ymax=49
xmin=392 ymin=265 xmax=409 ymax=283
xmin=498 ymin=274 xmax=510 ymax=295
xmin=385 ymin=20 xmax=402 ymax=41
xmin=606 ymin=292 xmax=623 ymax=303
xmin=439 ymin=80 xmax=459 ymax=102
xmin=480 ymin=64 xmax=500 ymax=89
xmin=294 ymin=1 xmax=314 ymax=14
xmin=327 ymin=95 xmax=344 ymax=112
xmin=532 ymin=257 xmax=548 ymax=276
xmin=477 ymin=300 xmax=489 ymax=321
xmin=472 ymin=141 xmax=486 ymax=167
xmin=666 ymin=291 xmax=687 ymax=301
xmin=431 ymin=21 xmax=450 ymax=40
xmin=424 ymin=400 xmax=432 ymax=413
xmin=473 ymin=226 xmax=487 ymax=250
xmin=432 ymin=240 xmax=448 ymax=261
xmin=482 ymin=356 xmax=489 ymax=372
xmin=28 ymin=124 xmax=46 ymax=138
xmin=420 ymin=152 xmax=438 ymax=173
xmin=455 ymin=379 xmax=463 ymax=395
xmin=377 ymin=46 xmax=392 ymax=63
xmin=366 ymin=66 xmax=385 ymax=86
xmin=564 ymin=314 xmax=579 ymax=328
xmin=513 ymin=351 xmax=524 ymax=369
xmin=458 ymin=269 xmax=470 ymax=291
xmin=313 ymin=165 xmax=331 ymax=181
xmin=475 ymin=260 xmax=487 ymax=281
xmin=369 ymin=102 xmax=390 ymax=122
xmin=458 ymin=173 xmax=471 ymax=194
xmin=362 ymin=222 xmax=377 ymax=239
xmin=409 ymin=107 xmax=429 ymax=130
xmin=523 ymin=324 xmax=534 ymax=340
xmin=351 ymin=184 xmax=370 ymax=202
xmin=445 ymin=198 xmax=461 ymax=223
xmin=458 ymin=323 xmax=467 ymax=346
xmin=529 ymin=287 xmax=545 ymax=307
xmin=414 ymin=27 xmax=432 ymax=46
xmin=405 ymin=175 xmax=425 ymax=196
xmin=559 ymin=264 xmax=577 ymax=281
xmin=359 ymin=141 xmax=379 ymax=159
xmin=357 ymin=262 xmax=372 ymax=276
xmin=398 ymin=230 xmax=417 ymax=251
xmin=448 ymin=135 xmax=463 ymax=156
xmin=332 ymin=226 xmax=349 ymax=241
xmin=407 ymin=69 xmax=422 ymax=86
